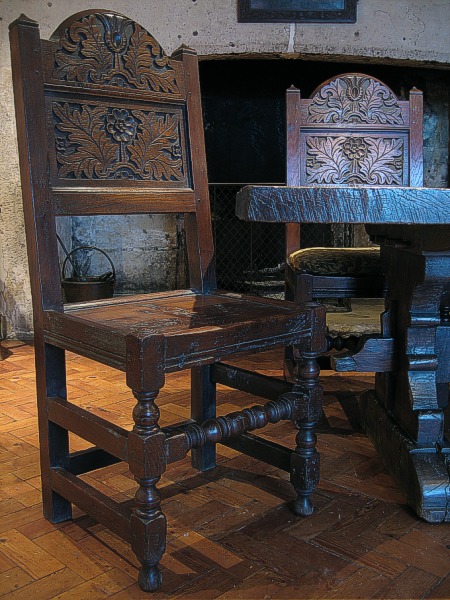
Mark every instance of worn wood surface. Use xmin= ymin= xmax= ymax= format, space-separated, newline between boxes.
xmin=237 ymin=177 xmax=450 ymax=519
xmin=376 ymin=246 xmax=450 ymax=444
xmin=10 ymin=10 xmax=328 ymax=592
xmin=359 ymin=390 xmax=450 ymax=523
xmin=236 ymin=123 xmax=450 ymax=522
xmin=43 ymin=291 xmax=314 ymax=371
xmin=282 ymin=73 xmax=425 ymax=348
xmin=285 ymin=85 xmax=302 ymax=259
xmin=285 ymin=75 xmax=421 ymax=191
xmin=236 ymin=185 xmax=450 ymax=225
xmin=331 ymin=337 xmax=396 ymax=373
xmin=1 ymin=342 xmax=450 ymax=598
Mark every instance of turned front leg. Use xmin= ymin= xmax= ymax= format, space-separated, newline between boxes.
xmin=290 ymin=350 xmax=323 ymax=517
xmin=126 ymin=334 xmax=167 ymax=592
xmin=128 ymin=390 xmax=167 ymax=592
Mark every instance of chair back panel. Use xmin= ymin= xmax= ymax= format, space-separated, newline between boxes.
xmin=297 ymin=74 xmax=422 ymax=188
xmin=41 ymin=13 xmax=194 ymax=213
xmin=285 ymin=73 xmax=423 ymax=256
xmin=10 ymin=11 xmax=215 ymax=312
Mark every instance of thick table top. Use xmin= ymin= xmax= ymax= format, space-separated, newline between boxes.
xmin=236 ymin=185 xmax=450 ymax=226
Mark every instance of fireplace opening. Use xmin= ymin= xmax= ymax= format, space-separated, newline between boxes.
xmin=199 ymin=58 xmax=449 ymax=297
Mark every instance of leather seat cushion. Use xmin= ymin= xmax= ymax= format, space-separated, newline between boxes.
xmin=289 ymin=247 xmax=381 ymax=276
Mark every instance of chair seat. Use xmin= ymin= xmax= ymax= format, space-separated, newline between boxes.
xmin=289 ymin=247 xmax=381 ymax=277
xmin=327 ymin=298 xmax=384 ymax=337
xmin=44 ymin=290 xmax=310 ymax=372
xmin=9 ymin=11 xmax=327 ymax=592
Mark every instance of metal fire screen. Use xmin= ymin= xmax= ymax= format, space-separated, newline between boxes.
xmin=209 ymin=184 xmax=334 ymax=299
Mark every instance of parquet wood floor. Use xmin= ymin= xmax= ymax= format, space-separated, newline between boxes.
xmin=0 ymin=340 xmax=448 ymax=599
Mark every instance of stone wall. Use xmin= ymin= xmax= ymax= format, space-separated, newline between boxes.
xmin=0 ymin=0 xmax=449 ymax=337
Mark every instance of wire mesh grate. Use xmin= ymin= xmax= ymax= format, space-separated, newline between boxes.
xmin=210 ymin=184 xmax=334 ymax=299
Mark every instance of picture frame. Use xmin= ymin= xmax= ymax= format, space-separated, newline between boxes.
xmin=237 ymin=0 xmax=358 ymax=23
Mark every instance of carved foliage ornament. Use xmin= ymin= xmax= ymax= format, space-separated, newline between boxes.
xmin=53 ymin=102 xmax=185 ymax=182
xmin=308 ymin=75 xmax=403 ymax=124
xmin=306 ymin=135 xmax=404 ymax=185
xmin=53 ymin=13 xmax=179 ymax=93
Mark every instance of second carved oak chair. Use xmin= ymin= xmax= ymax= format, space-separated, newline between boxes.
xmin=10 ymin=10 xmax=327 ymax=592
xmin=285 ymin=73 xmax=423 ymax=318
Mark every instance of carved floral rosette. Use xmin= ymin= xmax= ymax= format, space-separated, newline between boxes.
xmin=53 ymin=102 xmax=186 ymax=182
xmin=307 ymin=75 xmax=403 ymax=125
xmin=52 ymin=12 xmax=179 ymax=94
xmin=305 ymin=135 xmax=405 ymax=185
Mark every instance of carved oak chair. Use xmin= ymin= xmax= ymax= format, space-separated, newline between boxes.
xmin=285 ymin=73 xmax=423 ymax=347
xmin=10 ymin=11 xmax=326 ymax=592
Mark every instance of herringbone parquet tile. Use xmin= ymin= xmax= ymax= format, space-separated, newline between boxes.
xmin=0 ymin=341 xmax=449 ymax=599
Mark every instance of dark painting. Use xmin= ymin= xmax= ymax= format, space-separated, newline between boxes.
xmin=238 ymin=0 xmax=357 ymax=22
xmin=251 ymin=1 xmax=345 ymax=9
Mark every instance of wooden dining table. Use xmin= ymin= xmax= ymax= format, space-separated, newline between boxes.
xmin=236 ymin=185 xmax=450 ymax=523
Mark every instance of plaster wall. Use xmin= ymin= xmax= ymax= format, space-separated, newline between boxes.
xmin=0 ymin=0 xmax=449 ymax=337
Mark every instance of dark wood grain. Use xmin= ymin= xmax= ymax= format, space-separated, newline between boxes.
xmin=5 ymin=341 xmax=450 ymax=598
xmin=359 ymin=390 xmax=450 ymax=523
xmin=285 ymin=86 xmax=301 ymax=259
xmin=47 ymin=397 xmax=129 ymax=461
xmin=211 ymin=362 xmax=292 ymax=400
xmin=237 ymin=176 xmax=450 ymax=520
xmin=236 ymin=185 xmax=450 ymax=225
xmin=10 ymin=10 xmax=328 ymax=592
xmin=52 ymin=189 xmax=196 ymax=215
xmin=235 ymin=74 xmax=450 ymax=523
xmin=331 ymin=337 xmax=396 ymax=372
xmin=8 ymin=9 xmax=71 ymax=517
xmin=236 ymin=185 xmax=450 ymax=522
xmin=44 ymin=291 xmax=315 ymax=371
xmin=50 ymin=469 xmax=132 ymax=542
xmin=190 ymin=365 xmax=217 ymax=471
xmin=173 ymin=45 xmax=216 ymax=293
xmin=409 ymin=88 xmax=424 ymax=187
xmin=281 ymin=73 xmax=426 ymax=362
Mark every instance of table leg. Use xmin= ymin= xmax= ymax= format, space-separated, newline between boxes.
xmin=359 ymin=246 xmax=450 ymax=523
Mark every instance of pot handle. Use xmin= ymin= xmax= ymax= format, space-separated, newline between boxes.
xmin=62 ymin=246 xmax=116 ymax=281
